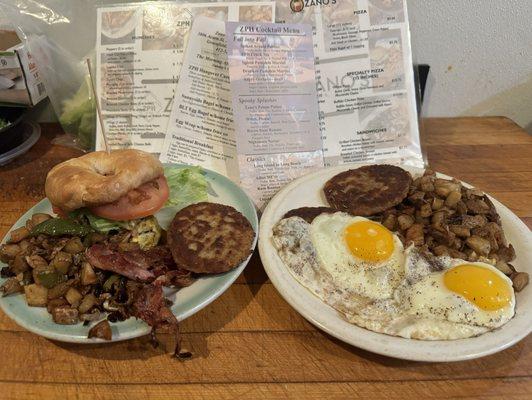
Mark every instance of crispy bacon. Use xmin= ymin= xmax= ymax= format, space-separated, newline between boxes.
xmin=132 ymin=282 xmax=190 ymax=358
xmin=86 ymin=244 xmax=194 ymax=285
xmin=86 ymin=244 xmax=155 ymax=282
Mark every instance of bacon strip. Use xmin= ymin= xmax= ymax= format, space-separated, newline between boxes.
xmin=132 ymin=282 xmax=189 ymax=358
xmin=86 ymin=244 xmax=154 ymax=282
xmin=86 ymin=244 xmax=195 ymax=285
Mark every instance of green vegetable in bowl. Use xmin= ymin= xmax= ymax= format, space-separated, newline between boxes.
xmin=59 ymin=76 xmax=96 ymax=150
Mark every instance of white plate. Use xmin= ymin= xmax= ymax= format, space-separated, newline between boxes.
xmin=259 ymin=164 xmax=532 ymax=362
xmin=0 ymin=164 xmax=258 ymax=343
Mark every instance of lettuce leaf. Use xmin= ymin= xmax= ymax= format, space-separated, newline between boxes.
xmin=164 ymin=166 xmax=208 ymax=210
xmin=69 ymin=209 xmax=127 ymax=233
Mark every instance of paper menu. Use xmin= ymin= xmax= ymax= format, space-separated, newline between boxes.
xmin=95 ymin=1 xmax=275 ymax=154
xmin=225 ymin=22 xmax=323 ymax=208
xmin=276 ymin=0 xmax=423 ymax=168
xmin=159 ymin=13 xmax=275 ymax=181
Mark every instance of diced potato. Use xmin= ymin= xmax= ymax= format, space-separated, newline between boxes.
xmin=47 ymin=298 xmax=68 ymax=313
xmin=24 ymin=284 xmax=48 ymax=307
xmin=18 ymin=240 xmax=30 ymax=252
xmin=51 ymin=306 xmax=79 ymax=324
xmin=495 ymin=260 xmax=515 ymax=276
xmin=420 ymin=181 xmax=435 ymax=192
xmin=78 ymin=293 xmax=97 ymax=314
xmin=419 ymin=203 xmax=432 ymax=218
xmin=449 ymin=225 xmax=471 ymax=238
xmin=65 ymin=287 xmax=83 ymax=307
xmin=431 ymin=211 xmax=447 ymax=228
xmin=406 ymin=224 xmax=424 ymax=246
xmin=433 ymin=245 xmax=450 ymax=256
xmin=434 ymin=179 xmax=460 ymax=197
xmin=88 ymin=320 xmax=112 ymax=340
xmin=50 ymin=251 xmax=72 ymax=274
xmin=64 ymin=237 xmax=84 ymax=254
xmin=0 ymin=244 xmax=21 ymax=261
xmin=381 ymin=213 xmax=396 ymax=231
xmin=47 ymin=280 xmax=73 ymax=300
xmin=431 ymin=197 xmax=444 ymax=210
xmin=9 ymin=227 xmax=30 ymax=243
xmin=465 ymin=199 xmax=490 ymax=214
xmin=511 ymin=272 xmax=529 ymax=292
xmin=497 ymin=244 xmax=516 ymax=262
xmin=80 ymin=262 xmax=98 ymax=286
xmin=26 ymin=255 xmax=48 ymax=269
xmin=12 ymin=254 xmax=30 ymax=274
xmin=461 ymin=215 xmax=487 ymax=229
xmin=397 ymin=214 xmax=414 ymax=230
xmin=445 ymin=191 xmax=462 ymax=208
xmin=1 ymin=278 xmax=23 ymax=296
xmin=466 ymin=235 xmax=491 ymax=256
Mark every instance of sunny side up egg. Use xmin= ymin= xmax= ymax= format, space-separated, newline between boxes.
xmin=310 ymin=214 xmax=405 ymax=300
xmin=272 ymin=212 xmax=516 ymax=340
xmin=396 ymin=259 xmax=515 ymax=330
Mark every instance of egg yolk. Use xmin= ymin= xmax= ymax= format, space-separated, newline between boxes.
xmin=444 ymin=264 xmax=512 ymax=311
xmin=344 ymin=221 xmax=394 ymax=262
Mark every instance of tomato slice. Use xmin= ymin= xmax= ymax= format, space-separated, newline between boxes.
xmin=52 ymin=205 xmax=68 ymax=218
xmin=89 ymin=176 xmax=169 ymax=221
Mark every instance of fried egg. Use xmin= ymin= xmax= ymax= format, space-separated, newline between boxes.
xmin=310 ymin=213 xmax=405 ymax=299
xmin=272 ymin=212 xmax=516 ymax=340
xmin=396 ymin=259 xmax=515 ymax=329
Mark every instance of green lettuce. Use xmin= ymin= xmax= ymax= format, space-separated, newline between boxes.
xmin=69 ymin=209 xmax=126 ymax=233
xmin=164 ymin=166 xmax=208 ymax=209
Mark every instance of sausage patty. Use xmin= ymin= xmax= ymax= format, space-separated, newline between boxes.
xmin=323 ymin=165 xmax=412 ymax=216
xmin=167 ymin=202 xmax=255 ymax=274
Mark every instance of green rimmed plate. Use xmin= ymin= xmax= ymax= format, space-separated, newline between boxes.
xmin=0 ymin=164 xmax=258 ymax=343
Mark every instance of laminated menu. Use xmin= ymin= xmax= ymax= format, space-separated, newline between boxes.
xmin=95 ymin=1 xmax=275 ymax=153
xmin=225 ymin=22 xmax=323 ymax=208
xmin=276 ymin=0 xmax=423 ymax=167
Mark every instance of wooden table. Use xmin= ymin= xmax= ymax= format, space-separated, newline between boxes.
xmin=0 ymin=118 xmax=530 ymax=399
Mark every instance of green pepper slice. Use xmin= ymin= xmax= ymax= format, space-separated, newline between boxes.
xmin=103 ymin=274 xmax=120 ymax=291
xmin=31 ymin=218 xmax=93 ymax=237
xmin=35 ymin=270 xmax=66 ymax=289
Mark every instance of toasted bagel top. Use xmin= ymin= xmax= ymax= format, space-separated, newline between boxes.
xmin=45 ymin=149 xmax=164 ymax=211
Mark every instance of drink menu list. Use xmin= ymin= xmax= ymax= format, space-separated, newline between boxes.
xmin=226 ymin=22 xmax=322 ymax=207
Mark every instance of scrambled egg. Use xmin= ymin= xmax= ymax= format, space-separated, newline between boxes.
xmin=127 ymin=216 xmax=162 ymax=250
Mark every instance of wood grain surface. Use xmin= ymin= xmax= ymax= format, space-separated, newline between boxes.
xmin=0 ymin=118 xmax=530 ymax=399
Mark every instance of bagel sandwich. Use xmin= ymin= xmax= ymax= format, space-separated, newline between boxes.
xmin=44 ymin=149 xmax=208 ymax=248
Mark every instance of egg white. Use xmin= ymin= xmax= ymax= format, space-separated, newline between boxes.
xmin=309 ymin=213 xmax=405 ymax=300
xmin=272 ymin=214 xmax=517 ymax=340
xmin=395 ymin=258 xmax=516 ymax=330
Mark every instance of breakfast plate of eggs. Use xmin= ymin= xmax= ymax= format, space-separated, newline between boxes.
xmin=258 ymin=164 xmax=532 ymax=362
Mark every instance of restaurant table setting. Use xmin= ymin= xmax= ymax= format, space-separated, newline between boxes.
xmin=0 ymin=0 xmax=530 ymax=398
